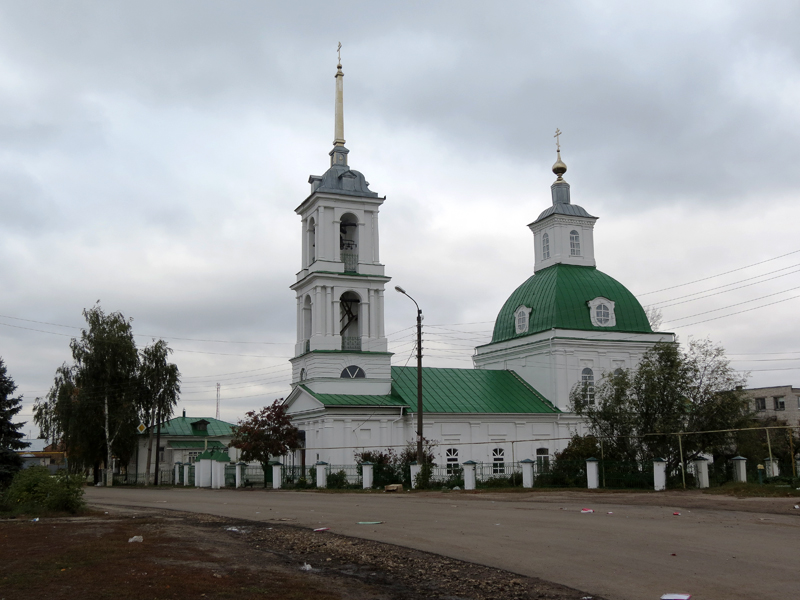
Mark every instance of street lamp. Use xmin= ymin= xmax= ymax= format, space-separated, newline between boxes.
xmin=395 ymin=286 xmax=424 ymax=465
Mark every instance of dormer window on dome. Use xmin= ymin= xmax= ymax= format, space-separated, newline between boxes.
xmin=588 ymin=297 xmax=616 ymax=327
xmin=569 ymin=230 xmax=580 ymax=256
xmin=514 ymin=305 xmax=532 ymax=334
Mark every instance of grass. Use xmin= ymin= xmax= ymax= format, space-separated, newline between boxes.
xmin=703 ymin=481 xmax=800 ymax=497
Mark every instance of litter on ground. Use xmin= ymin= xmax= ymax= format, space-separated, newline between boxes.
xmin=673 ymin=512 xmax=681 ymax=516
xmin=128 ymin=536 xmax=143 ymax=543
xmin=313 ymin=527 xmax=330 ymax=532
xmin=580 ymin=508 xmax=594 ymax=513
xmin=299 ymin=563 xmax=312 ymax=571
xmin=357 ymin=521 xmax=383 ymax=525
xmin=661 ymin=595 xmax=691 ymax=600
xmin=30 ymin=518 xmax=39 ymax=522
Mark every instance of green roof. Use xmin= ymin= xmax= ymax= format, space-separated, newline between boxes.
xmin=299 ymin=385 xmax=407 ymax=407
xmin=489 ymin=264 xmax=652 ymax=344
xmin=168 ymin=440 xmax=226 ymax=449
xmin=150 ymin=417 xmax=235 ymax=437
xmin=298 ymin=368 xmax=559 ymax=414
xmin=391 ymin=367 xmax=558 ymax=414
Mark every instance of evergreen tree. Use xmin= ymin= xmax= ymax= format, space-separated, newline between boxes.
xmin=0 ymin=357 xmax=28 ymax=487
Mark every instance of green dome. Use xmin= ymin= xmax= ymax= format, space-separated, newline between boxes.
xmin=491 ymin=264 xmax=652 ymax=343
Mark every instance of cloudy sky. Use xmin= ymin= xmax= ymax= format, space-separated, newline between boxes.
xmin=3 ymin=1 xmax=800 ymax=434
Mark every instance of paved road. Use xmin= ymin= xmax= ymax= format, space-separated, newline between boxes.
xmin=87 ymin=487 xmax=799 ymax=600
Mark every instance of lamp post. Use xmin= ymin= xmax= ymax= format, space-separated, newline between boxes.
xmin=395 ymin=286 xmax=424 ymax=465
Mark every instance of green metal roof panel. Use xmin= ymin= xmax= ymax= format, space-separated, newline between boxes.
xmin=300 ymin=385 xmax=407 ymax=407
xmin=490 ymin=264 xmax=652 ymax=343
xmin=390 ymin=367 xmax=559 ymax=414
xmin=168 ymin=440 xmax=226 ymax=449
xmin=151 ymin=417 xmax=235 ymax=437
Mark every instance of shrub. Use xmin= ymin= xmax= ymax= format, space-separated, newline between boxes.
xmin=2 ymin=467 xmax=85 ymax=514
xmin=326 ymin=470 xmax=350 ymax=489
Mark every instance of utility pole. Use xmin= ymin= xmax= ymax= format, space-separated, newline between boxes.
xmin=216 ymin=383 xmax=221 ymax=420
xmin=153 ymin=405 xmax=162 ymax=486
xmin=395 ymin=286 xmax=424 ymax=465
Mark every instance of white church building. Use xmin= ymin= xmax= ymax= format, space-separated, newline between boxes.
xmin=283 ymin=58 xmax=673 ymax=468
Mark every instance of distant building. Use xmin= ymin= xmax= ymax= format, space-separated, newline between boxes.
xmin=133 ymin=414 xmax=239 ymax=473
xmin=17 ymin=438 xmax=66 ymax=473
xmin=742 ymin=385 xmax=800 ymax=427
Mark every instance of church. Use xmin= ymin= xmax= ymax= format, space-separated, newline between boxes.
xmin=283 ymin=57 xmax=673 ymax=469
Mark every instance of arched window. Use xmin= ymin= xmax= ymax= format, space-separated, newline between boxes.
xmin=570 ymin=230 xmax=581 ymax=256
xmin=446 ymin=448 xmax=459 ymax=475
xmin=302 ymin=295 xmax=313 ymax=353
xmin=542 ymin=232 xmax=550 ymax=260
xmin=307 ymin=217 xmax=316 ymax=264
xmin=340 ymin=213 xmax=359 ymax=273
xmin=492 ymin=448 xmax=505 ymax=474
xmin=514 ymin=305 xmax=531 ymax=334
xmin=299 ymin=368 xmax=306 ymax=381
xmin=613 ymin=368 xmax=623 ymax=377
xmin=595 ymin=303 xmax=611 ymax=325
xmin=340 ymin=291 xmax=361 ymax=351
xmin=340 ymin=365 xmax=366 ymax=379
xmin=581 ymin=367 xmax=595 ymax=405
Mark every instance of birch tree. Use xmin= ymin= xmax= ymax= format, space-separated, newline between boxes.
xmin=139 ymin=340 xmax=180 ymax=484
xmin=69 ymin=306 xmax=139 ymax=486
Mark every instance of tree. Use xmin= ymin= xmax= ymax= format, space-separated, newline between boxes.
xmin=570 ymin=338 xmax=752 ymax=478
xmin=0 ymin=357 xmax=28 ymax=487
xmin=230 ymin=401 xmax=301 ymax=487
xmin=138 ymin=340 xmax=181 ymax=484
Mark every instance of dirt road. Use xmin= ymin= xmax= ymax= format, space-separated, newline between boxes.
xmin=87 ymin=487 xmax=800 ymax=600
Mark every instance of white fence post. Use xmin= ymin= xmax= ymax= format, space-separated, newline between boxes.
xmin=586 ymin=458 xmax=599 ymax=489
xmin=316 ymin=462 xmax=328 ymax=488
xmin=693 ymin=457 xmax=709 ymax=489
xmin=272 ymin=462 xmax=283 ymax=489
xmin=463 ymin=460 xmax=477 ymax=490
xmin=653 ymin=458 xmax=666 ymax=491
xmin=732 ymin=456 xmax=747 ymax=483
xmin=362 ymin=462 xmax=374 ymax=489
xmin=410 ymin=463 xmax=421 ymax=489
xmin=520 ymin=459 xmax=534 ymax=488
xmin=183 ymin=463 xmax=190 ymax=487
xmin=235 ymin=462 xmax=244 ymax=488
xmin=174 ymin=462 xmax=182 ymax=485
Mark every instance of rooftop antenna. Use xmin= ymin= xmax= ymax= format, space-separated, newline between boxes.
xmin=216 ymin=383 xmax=220 ymax=420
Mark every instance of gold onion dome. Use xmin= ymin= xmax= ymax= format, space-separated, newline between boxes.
xmin=552 ymin=150 xmax=567 ymax=180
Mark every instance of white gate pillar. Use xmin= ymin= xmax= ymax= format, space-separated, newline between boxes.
xmin=693 ymin=457 xmax=709 ymax=489
xmin=463 ymin=460 xmax=477 ymax=491
xmin=732 ymin=456 xmax=747 ymax=483
xmin=520 ymin=459 xmax=534 ymax=489
xmin=362 ymin=462 xmax=374 ymax=489
xmin=235 ymin=462 xmax=245 ymax=488
xmin=653 ymin=458 xmax=666 ymax=491
xmin=409 ymin=463 xmax=421 ymax=489
xmin=316 ymin=462 xmax=328 ymax=488
xmin=272 ymin=462 xmax=283 ymax=489
xmin=174 ymin=462 xmax=182 ymax=485
xmin=586 ymin=458 xmax=599 ymax=489
xmin=183 ymin=463 xmax=190 ymax=487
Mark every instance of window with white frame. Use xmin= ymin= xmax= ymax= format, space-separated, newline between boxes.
xmin=570 ymin=230 xmax=581 ymax=256
xmin=514 ymin=305 xmax=532 ymax=334
xmin=446 ymin=448 xmax=459 ymax=475
xmin=582 ymin=368 xmax=595 ymax=405
xmin=774 ymin=397 xmax=785 ymax=411
xmin=492 ymin=448 xmax=505 ymax=474
xmin=587 ymin=297 xmax=617 ymax=327
xmin=542 ymin=232 xmax=550 ymax=260
xmin=536 ymin=447 xmax=550 ymax=472
xmin=187 ymin=451 xmax=200 ymax=464
xmin=755 ymin=398 xmax=766 ymax=411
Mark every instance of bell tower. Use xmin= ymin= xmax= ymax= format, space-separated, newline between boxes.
xmin=289 ymin=50 xmax=392 ymax=395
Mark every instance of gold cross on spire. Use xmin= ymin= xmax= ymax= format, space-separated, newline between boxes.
xmin=337 ymin=42 xmax=342 ymax=65
xmin=554 ymin=128 xmax=562 ymax=152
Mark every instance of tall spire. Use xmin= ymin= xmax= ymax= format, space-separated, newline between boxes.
xmin=333 ymin=42 xmax=345 ymax=147
xmin=550 ymin=128 xmax=570 ymax=205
